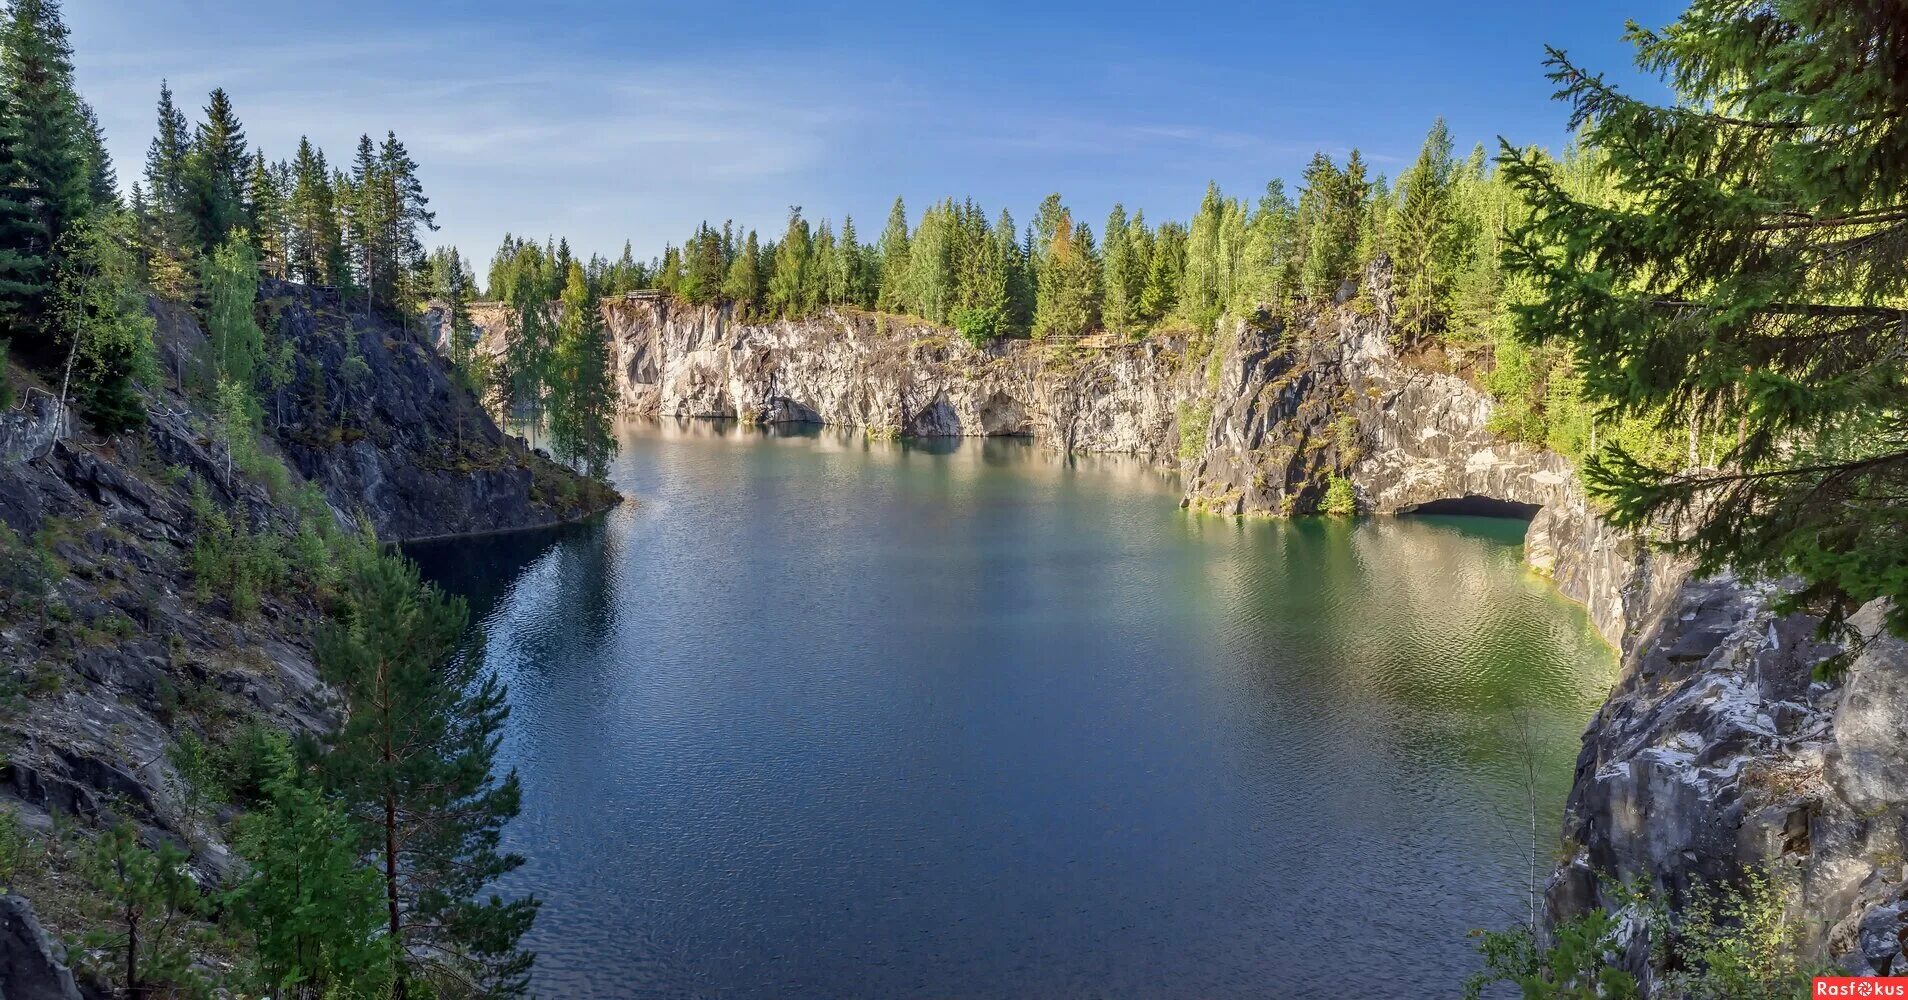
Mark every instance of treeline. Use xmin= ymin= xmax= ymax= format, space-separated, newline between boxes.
xmin=0 ymin=1 xmax=543 ymax=997
xmin=546 ymin=121 xmax=1625 ymax=460
xmin=138 ymin=80 xmax=437 ymax=314
xmin=468 ymin=235 xmax=618 ymax=476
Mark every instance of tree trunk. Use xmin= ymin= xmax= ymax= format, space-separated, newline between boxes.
xmin=125 ymin=906 xmax=140 ymax=1000
xmin=45 ymin=329 xmax=80 ymax=460
xmin=385 ymin=787 xmax=403 ymax=1000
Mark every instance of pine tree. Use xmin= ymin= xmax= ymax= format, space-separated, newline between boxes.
xmin=188 ymin=87 xmax=248 ymax=254
xmin=875 ymin=196 xmax=908 ymax=312
xmin=343 ymin=135 xmax=381 ymax=307
xmin=1 ymin=0 xmax=91 ymax=358
xmin=548 ymin=261 xmax=616 ymax=476
xmin=376 ymin=132 xmax=435 ymax=313
xmin=1501 ymin=0 xmax=1908 ymax=636
xmin=1392 ymin=118 xmax=1457 ymax=343
xmin=228 ymin=740 xmax=393 ymax=1000
xmin=767 ymin=206 xmax=811 ymax=318
xmin=318 ymin=543 xmax=537 ymax=998
xmin=82 ymin=823 xmax=207 ymax=999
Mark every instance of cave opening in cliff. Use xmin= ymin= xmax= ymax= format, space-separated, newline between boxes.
xmin=1398 ymin=495 xmax=1542 ymax=520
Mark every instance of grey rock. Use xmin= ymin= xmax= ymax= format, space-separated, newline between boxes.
xmin=0 ymin=895 xmax=81 ymax=1000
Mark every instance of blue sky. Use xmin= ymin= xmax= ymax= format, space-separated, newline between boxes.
xmin=66 ymin=0 xmax=1683 ymax=271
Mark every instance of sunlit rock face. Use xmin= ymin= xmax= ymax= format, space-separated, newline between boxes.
xmin=1548 ymin=584 xmax=1908 ymax=984
xmin=596 ymin=298 xmax=1186 ymax=460
xmin=581 ymin=282 xmax=1655 ymax=645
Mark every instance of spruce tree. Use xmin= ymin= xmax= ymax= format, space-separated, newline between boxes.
xmin=1501 ymin=1 xmax=1908 ymax=636
xmin=285 ymin=138 xmax=347 ymax=289
xmin=141 ymin=81 xmax=196 ymax=297
xmin=767 ymin=206 xmax=811 ymax=318
xmin=189 ymin=87 xmax=248 ymax=254
xmin=318 ymin=542 xmax=537 ymax=998
xmin=1 ymin=0 xmax=90 ymax=358
xmin=0 ymin=85 xmax=47 ymax=335
xmin=1392 ymin=118 xmax=1456 ymax=343
xmin=75 ymin=100 xmax=114 ymax=209
xmin=996 ymin=208 xmax=1031 ymax=337
xmin=876 ymin=196 xmax=908 ymax=312
xmin=722 ymin=229 xmax=762 ymax=317
xmin=228 ymin=741 xmax=393 ymax=999
xmin=246 ymin=150 xmax=287 ymax=277
xmin=1139 ymin=221 xmax=1185 ymax=324
xmin=1101 ymin=204 xmax=1137 ymax=336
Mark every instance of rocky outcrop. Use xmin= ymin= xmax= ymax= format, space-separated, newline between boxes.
xmin=248 ymin=284 xmax=617 ymax=542
xmin=0 ymin=896 xmax=81 ymax=1000
xmin=1179 ymin=289 xmax=1669 ymax=647
xmin=601 ymin=298 xmax=1185 ymax=460
xmin=1547 ymin=582 xmax=1908 ymax=983
xmin=0 ymin=391 xmax=59 ymax=466
xmin=0 ymin=281 xmax=614 ymax=968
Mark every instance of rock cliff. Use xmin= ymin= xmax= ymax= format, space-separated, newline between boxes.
xmin=601 ymin=298 xmax=1185 ymax=458
xmin=0 ymin=283 xmax=614 ymax=984
xmin=250 ymin=283 xmax=616 ymax=541
xmin=1545 ymin=581 xmax=1908 ymax=983
xmin=581 ymin=285 xmax=1655 ymax=647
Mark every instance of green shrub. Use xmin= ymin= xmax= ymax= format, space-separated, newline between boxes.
xmin=953 ymin=305 xmax=1001 ymax=348
xmin=1466 ymin=870 xmax=1833 ymax=1000
xmin=187 ymin=480 xmax=287 ymax=619
xmin=1322 ymin=475 xmax=1356 ymax=516
xmin=1177 ymin=401 xmax=1211 ymax=461
xmin=0 ymin=524 xmax=58 ymax=616
xmin=80 ymin=823 xmax=208 ymax=999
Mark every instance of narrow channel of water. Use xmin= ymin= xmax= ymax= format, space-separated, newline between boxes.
xmin=410 ymin=418 xmax=1615 ymax=998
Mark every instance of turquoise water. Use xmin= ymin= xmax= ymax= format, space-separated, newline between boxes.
xmin=410 ymin=419 xmax=1615 ymax=998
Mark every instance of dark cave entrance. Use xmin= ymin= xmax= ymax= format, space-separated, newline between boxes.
xmin=1397 ymin=495 xmax=1542 ymax=521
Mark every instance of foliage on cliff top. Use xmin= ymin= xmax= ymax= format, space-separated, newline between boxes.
xmin=1503 ymin=0 xmax=1908 ymax=636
